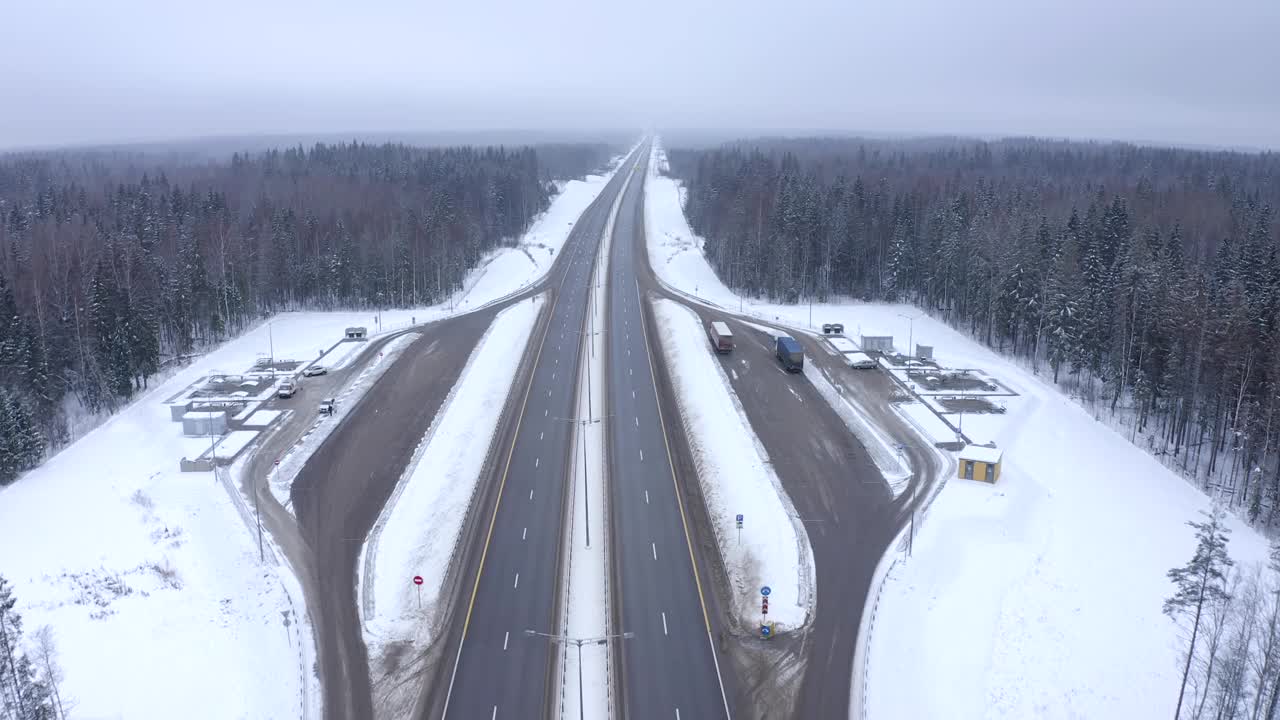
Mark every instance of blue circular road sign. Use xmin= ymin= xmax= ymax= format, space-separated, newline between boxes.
xmin=761 ymin=586 xmax=772 ymax=596
xmin=761 ymin=625 xmax=772 ymax=638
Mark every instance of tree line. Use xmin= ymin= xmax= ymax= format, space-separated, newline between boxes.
xmin=0 ymin=141 xmax=614 ymax=484
xmin=1166 ymin=507 xmax=1280 ymax=719
xmin=667 ymin=137 xmax=1280 ymax=524
xmin=0 ymin=576 xmax=65 ymax=719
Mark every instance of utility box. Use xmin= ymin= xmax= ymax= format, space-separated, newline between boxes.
xmin=345 ymin=326 xmax=368 ymax=340
xmin=915 ymin=344 xmax=934 ymax=360
xmin=182 ymin=411 xmax=227 ymax=437
xmin=860 ymin=335 xmax=894 ymax=354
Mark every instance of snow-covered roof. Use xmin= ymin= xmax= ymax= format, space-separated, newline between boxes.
xmin=182 ymin=411 xmax=226 ymax=421
xmin=960 ymin=445 xmax=1003 ymax=464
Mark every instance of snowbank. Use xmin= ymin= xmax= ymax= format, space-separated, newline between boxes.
xmin=268 ymin=333 xmax=419 ymax=513
xmin=652 ymin=299 xmax=814 ymax=630
xmin=645 ymin=137 xmax=1274 ymax=719
xmin=360 ymin=296 xmax=543 ymax=655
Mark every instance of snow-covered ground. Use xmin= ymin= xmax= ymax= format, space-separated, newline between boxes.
xmin=0 ymin=157 xmax=625 ymax=720
xmin=266 ymin=333 xmax=419 ymax=513
xmin=359 ymin=297 xmax=542 ymax=664
xmin=560 ymin=178 xmax=621 ymax=719
xmin=644 ymin=138 xmax=1274 ymax=719
xmin=652 ymin=299 xmax=814 ymax=630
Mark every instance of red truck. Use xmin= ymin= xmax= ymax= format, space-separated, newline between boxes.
xmin=708 ymin=321 xmax=735 ymax=353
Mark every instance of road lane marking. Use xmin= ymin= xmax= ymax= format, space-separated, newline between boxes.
xmin=544 ymin=409 xmax=548 ymax=417
xmin=535 ymin=458 xmax=540 ymax=467
xmin=504 ymin=631 xmax=510 ymax=650
xmin=529 ymin=489 xmax=534 ymax=500
xmin=629 ymin=368 xmax=633 ymax=376
xmin=514 ymin=573 xmax=519 ymax=589
xmin=676 ymin=710 xmax=680 ymax=720
xmin=633 ymin=278 xmax=734 ymax=719
xmin=540 ymin=431 xmax=544 ymax=440
xmin=522 ymin=527 xmax=527 ymax=540
xmin=547 ymin=389 xmax=552 ymax=397
xmin=662 ymin=612 xmax=668 ymax=635
xmin=552 ymin=372 xmax=556 ymax=379
xmin=639 ymin=449 xmax=644 ymax=461
xmin=652 ymin=542 xmax=658 ymax=560
xmin=492 ymin=707 xmax=497 ymax=720
xmin=645 ymin=490 xmax=649 ymax=504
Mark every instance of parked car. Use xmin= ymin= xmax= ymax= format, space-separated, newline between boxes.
xmin=303 ymin=365 xmax=328 ymax=377
xmin=844 ymin=351 xmax=877 ymax=369
xmin=277 ymin=380 xmax=297 ymax=398
xmin=822 ymin=323 xmax=845 ymax=335
xmin=318 ymin=398 xmax=336 ymax=415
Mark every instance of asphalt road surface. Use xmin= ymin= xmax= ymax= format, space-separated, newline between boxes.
xmin=423 ymin=146 xmax=647 ymax=720
xmin=606 ymin=143 xmax=735 ymax=719
xmin=629 ymin=158 xmax=941 ymax=716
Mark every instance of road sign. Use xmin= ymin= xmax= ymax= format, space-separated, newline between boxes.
xmin=736 ymin=514 xmax=744 ymax=524
xmin=761 ymin=624 xmax=772 ymax=639
xmin=413 ymin=575 xmax=424 ymax=586
xmin=761 ymin=586 xmax=772 ymax=597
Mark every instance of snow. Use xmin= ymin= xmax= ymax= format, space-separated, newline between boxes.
xmin=958 ymin=445 xmax=1002 ymax=464
xmin=898 ymin=401 xmax=960 ymax=445
xmin=844 ymin=306 xmax=1274 ymax=720
xmin=213 ymin=430 xmax=260 ymax=460
xmin=560 ymin=169 xmax=627 ymax=719
xmin=242 ymin=409 xmax=283 ymax=428
xmin=314 ymin=339 xmax=364 ymax=371
xmin=0 ymin=382 xmax=304 ymax=719
xmin=802 ymin=361 xmax=912 ymax=496
xmin=446 ymin=168 xmax=622 ymax=311
xmin=652 ymin=299 xmax=814 ymax=630
xmin=359 ymin=297 xmax=543 ymax=663
xmin=269 ymin=333 xmax=418 ymax=513
xmin=827 ymin=336 xmax=860 ymax=354
xmin=643 ymin=137 xmax=1273 ymax=719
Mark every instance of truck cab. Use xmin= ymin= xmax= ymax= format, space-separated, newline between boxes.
xmin=775 ymin=336 xmax=804 ymax=372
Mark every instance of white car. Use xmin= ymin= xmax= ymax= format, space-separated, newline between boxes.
xmin=277 ymin=380 xmax=297 ymax=398
xmin=303 ymin=365 xmax=328 ymax=377
xmin=844 ymin=352 xmax=877 ymax=369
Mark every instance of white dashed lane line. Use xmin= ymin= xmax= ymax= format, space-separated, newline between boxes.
xmin=513 ymin=573 xmax=520 ymax=589
xmin=662 ymin=612 xmax=669 ymax=635
xmin=645 ymin=490 xmax=649 ymax=504
xmin=504 ymin=631 xmax=510 ymax=650
xmin=652 ymin=542 xmax=658 ymax=560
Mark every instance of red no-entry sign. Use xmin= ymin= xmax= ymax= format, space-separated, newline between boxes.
xmin=413 ymin=575 xmax=424 ymax=586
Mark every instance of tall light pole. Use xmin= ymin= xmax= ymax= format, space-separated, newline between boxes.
xmin=555 ymin=415 xmax=609 ymax=548
xmin=524 ymin=630 xmax=634 ymax=720
xmin=897 ymin=312 xmax=919 ymax=358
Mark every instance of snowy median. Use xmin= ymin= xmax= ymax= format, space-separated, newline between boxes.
xmin=358 ymin=296 xmax=545 ymax=672
xmin=652 ymin=299 xmax=814 ymax=631
xmin=266 ymin=332 xmax=420 ymax=513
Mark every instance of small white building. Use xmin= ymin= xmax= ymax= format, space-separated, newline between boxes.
xmin=182 ymin=411 xmax=227 ymax=437
xmin=345 ymin=326 xmax=368 ymax=340
xmin=861 ymin=335 xmax=894 ymax=353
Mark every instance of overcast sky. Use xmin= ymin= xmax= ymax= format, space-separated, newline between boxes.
xmin=4 ymin=0 xmax=1278 ymax=151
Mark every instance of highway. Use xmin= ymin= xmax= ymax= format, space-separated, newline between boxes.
xmin=424 ymin=145 xmax=647 ymax=720
xmin=606 ymin=143 xmax=735 ymax=718
xmin=629 ymin=151 xmax=941 ymax=717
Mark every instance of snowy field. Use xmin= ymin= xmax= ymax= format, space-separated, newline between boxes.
xmin=360 ymin=297 xmax=542 ymax=660
xmin=652 ymin=299 xmax=814 ymax=630
xmin=645 ymin=138 xmax=1273 ymax=719
xmin=0 ymin=158 xmax=623 ymax=720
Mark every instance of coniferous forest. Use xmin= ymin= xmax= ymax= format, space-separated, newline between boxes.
xmin=0 ymin=141 xmax=614 ymax=484
xmin=668 ymin=137 xmax=1280 ymax=524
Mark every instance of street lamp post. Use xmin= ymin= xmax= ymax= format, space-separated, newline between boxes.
xmin=524 ymin=630 xmax=634 ymax=720
xmin=555 ymin=415 xmax=610 ymax=548
xmin=897 ymin=312 xmax=920 ymax=359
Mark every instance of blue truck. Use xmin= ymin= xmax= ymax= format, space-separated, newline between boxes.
xmin=775 ymin=335 xmax=804 ymax=372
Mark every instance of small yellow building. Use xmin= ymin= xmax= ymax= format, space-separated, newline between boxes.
xmin=959 ymin=445 xmax=1003 ymax=483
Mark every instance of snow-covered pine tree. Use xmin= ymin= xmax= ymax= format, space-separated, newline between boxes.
xmin=1166 ymin=505 xmax=1236 ymax=718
